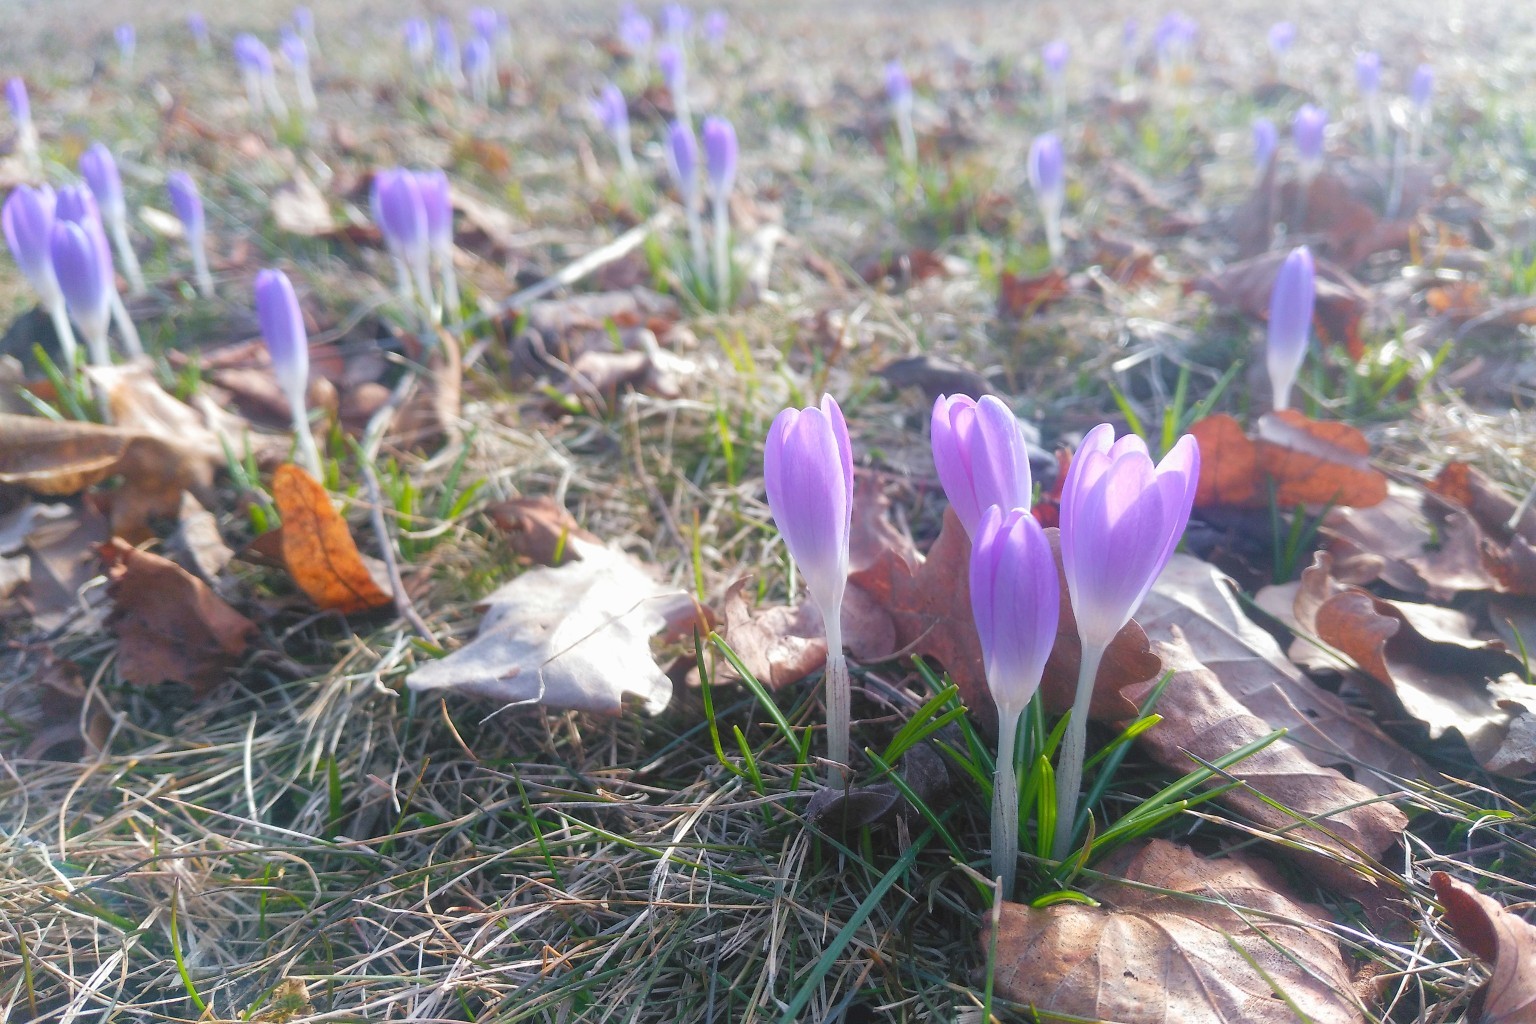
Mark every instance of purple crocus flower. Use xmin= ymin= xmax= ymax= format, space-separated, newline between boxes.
xmin=403 ymin=18 xmax=431 ymax=66
xmin=281 ymin=29 xmax=308 ymax=69
xmin=1028 ymin=133 xmax=1064 ymax=197
xmin=1292 ymin=103 xmax=1327 ymax=165
xmin=590 ymin=83 xmax=635 ymax=177
xmin=435 ymin=17 xmax=463 ymax=85
xmin=1355 ymin=51 xmax=1380 ymax=95
xmin=1123 ymin=18 xmax=1140 ymax=51
xmin=254 ymin=268 xmax=321 ymax=474
xmin=470 ymin=7 xmax=499 ymax=41
xmin=293 ymin=6 xmax=314 ymax=38
xmin=1267 ymin=246 xmax=1314 ymax=411
xmin=657 ymin=43 xmax=684 ymax=94
xmin=413 ymin=169 xmax=452 ymax=254
xmin=763 ymin=394 xmax=855 ymax=777
xmin=372 ymin=167 xmax=432 ymax=311
xmin=1253 ymin=116 xmax=1278 ymax=170
xmin=54 ymin=185 xmax=113 ymax=284
xmin=702 ymin=116 xmax=737 ymax=200
xmin=1410 ymin=63 xmax=1434 ymax=109
xmin=5 ymin=185 xmax=79 ymax=366
xmin=1042 ymin=39 xmax=1069 ymax=78
xmin=50 ymin=220 xmax=112 ymax=364
xmin=885 ymin=60 xmax=912 ymax=109
xmin=970 ymin=503 xmax=1059 ymax=894
xmin=7 ymin=78 xmax=30 ymax=127
xmin=1267 ymin=21 xmax=1294 ymax=56
xmin=704 ymin=10 xmax=727 ymax=48
xmin=667 ymin=119 xmax=699 ymax=205
xmin=618 ymin=7 xmax=653 ymax=54
xmin=115 ymin=24 xmax=136 ymax=63
xmin=168 ymin=171 xmax=213 ymax=298
xmin=930 ymin=394 xmax=1033 ymax=538
xmin=80 ymin=143 xmax=124 ymax=220
xmin=188 ymin=13 xmax=209 ymax=47
xmin=662 ymin=4 xmax=691 ymax=40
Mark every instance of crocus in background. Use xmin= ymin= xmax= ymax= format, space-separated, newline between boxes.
xmin=1053 ymin=425 xmax=1199 ymax=859
xmin=1042 ymin=40 xmax=1069 ymax=124
xmin=1357 ymin=51 xmax=1384 ymax=151
xmin=414 ymin=169 xmax=459 ymax=323
xmin=294 ymin=6 xmax=318 ymax=55
xmin=1292 ymin=103 xmax=1326 ymax=182
xmin=702 ymin=115 xmax=737 ymax=305
xmin=3 ymin=186 xmax=79 ymax=368
xmin=281 ymin=30 xmax=317 ymax=113
xmin=470 ymin=7 xmax=499 ymax=43
xmin=970 ymin=506 xmax=1059 ymax=897
xmin=1154 ymin=12 xmax=1196 ymax=84
xmin=404 ymin=18 xmax=432 ymax=72
xmin=663 ymin=4 xmax=691 ymax=43
xmin=254 ymin=269 xmax=322 ymax=476
xmin=1409 ymin=63 xmax=1434 ymax=157
xmin=590 ymin=82 xmax=636 ymax=177
xmin=886 ymin=60 xmax=916 ymax=167
xmin=50 ymin=221 xmax=112 ymax=366
xmin=464 ymin=35 xmax=494 ymax=106
xmin=1252 ymin=116 xmax=1277 ymax=177
xmin=704 ymin=10 xmax=727 ymax=52
xmin=1028 ymin=132 xmax=1066 ymax=265
xmin=657 ymin=43 xmax=690 ymax=126
xmin=115 ymin=24 xmax=136 ymax=73
xmin=667 ymin=119 xmax=707 ymax=279
xmin=1267 ymin=21 xmax=1294 ymax=76
xmin=167 ymin=172 xmax=213 ymax=298
xmin=435 ymin=17 xmax=465 ymax=90
xmin=930 ymin=394 xmax=1033 ymax=538
xmin=468 ymin=8 xmax=502 ymax=92
xmin=80 ymin=142 xmax=145 ymax=296
xmin=1267 ymin=246 xmax=1314 ymax=412
xmin=188 ymin=13 xmax=211 ymax=54
xmin=55 ymin=184 xmax=142 ymax=358
xmin=763 ymin=395 xmax=855 ymax=784
xmin=7 ymin=78 xmax=37 ymax=176
xmin=235 ymin=35 xmax=287 ymax=122
xmin=371 ymin=168 xmax=434 ymax=323
xmin=618 ymin=6 xmax=653 ymax=58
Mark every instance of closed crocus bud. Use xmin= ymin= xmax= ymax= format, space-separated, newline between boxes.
xmin=764 ymin=395 xmax=853 ymax=618
xmin=403 ymin=18 xmax=431 ymax=64
xmin=592 ymin=82 xmax=628 ymax=137
xmin=80 ymin=143 xmax=124 ymax=219
xmin=702 ymin=116 xmax=737 ymax=200
xmin=6 ymin=78 xmax=29 ymax=126
xmin=662 ymin=3 xmax=691 ymax=40
xmin=885 ymin=60 xmax=912 ymax=110
xmin=1292 ymin=103 xmax=1327 ymax=164
xmin=1355 ymin=51 xmax=1380 ymax=95
xmin=657 ymin=43 xmax=683 ymax=92
xmin=54 ymin=185 xmax=110 ymax=273
xmin=667 ymin=119 xmax=699 ymax=203
xmin=1042 ymin=39 xmax=1069 ymax=78
xmin=971 ymin=506 xmax=1059 ymax=713
xmin=704 ymin=10 xmax=727 ymax=47
xmin=1028 ymin=132 xmax=1064 ymax=198
xmin=1253 ymin=116 xmax=1278 ymax=169
xmin=619 ymin=8 xmax=653 ymax=53
xmin=470 ymin=7 xmax=499 ymax=41
xmin=51 ymin=221 xmax=111 ymax=362
xmin=372 ymin=168 xmax=427 ymax=256
xmin=930 ymin=394 xmax=1033 ymax=538
xmin=1267 ymin=246 xmax=1314 ymax=412
xmin=1410 ymin=63 xmax=1434 ymax=109
xmin=1267 ymin=21 xmax=1294 ymax=56
xmin=255 ymin=268 xmax=321 ymax=474
xmin=1061 ymin=425 xmax=1200 ymax=653
xmin=166 ymin=172 xmax=203 ymax=236
xmin=414 ymin=169 xmax=452 ymax=252
xmin=281 ymin=30 xmax=308 ymax=69
xmin=3 ymin=184 xmax=58 ymax=298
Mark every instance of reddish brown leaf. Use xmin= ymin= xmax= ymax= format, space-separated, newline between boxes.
xmin=1431 ymin=872 xmax=1536 ymax=1024
xmin=1323 ymin=484 xmax=1496 ymax=599
xmin=709 ymin=578 xmax=893 ymax=691
xmin=1189 ymin=411 xmax=1387 ymax=511
xmin=101 ymin=538 xmax=256 ymax=698
xmin=859 ymin=247 xmax=948 ymax=288
xmin=983 ymin=840 xmax=1363 ymax=1023
xmin=997 ymin=268 xmax=1070 ymax=318
xmin=485 ymin=496 xmax=598 ymax=567
xmin=271 ymin=464 xmax=392 ymax=614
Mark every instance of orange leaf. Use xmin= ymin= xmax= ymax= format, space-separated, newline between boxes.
xmin=997 ymin=268 xmax=1070 ymax=318
xmin=271 ymin=464 xmax=392 ymax=613
xmin=1189 ymin=412 xmax=1387 ymax=510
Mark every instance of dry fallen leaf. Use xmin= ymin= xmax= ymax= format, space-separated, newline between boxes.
xmin=1430 ymin=872 xmax=1536 ymax=1024
xmin=271 ymin=464 xmax=392 ymax=614
xmin=997 ymin=267 xmax=1071 ymax=318
xmin=706 ymin=577 xmax=894 ymax=690
xmin=485 ymin=496 xmax=599 ymax=567
xmin=0 ymin=655 xmax=111 ymax=760
xmin=1189 ymin=411 xmax=1387 ymax=510
xmin=101 ymin=538 xmax=256 ymax=697
xmin=1125 ymin=632 xmax=1407 ymax=895
xmin=875 ymin=354 xmax=992 ymax=402
xmin=270 ymin=170 xmax=336 ymax=237
xmin=1323 ymin=483 xmax=1495 ymax=599
xmin=983 ymin=839 xmax=1363 ymax=1023
xmin=406 ymin=540 xmax=695 ymax=715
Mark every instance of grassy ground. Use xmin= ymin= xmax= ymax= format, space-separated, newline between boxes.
xmin=2 ymin=0 xmax=1535 ymax=1021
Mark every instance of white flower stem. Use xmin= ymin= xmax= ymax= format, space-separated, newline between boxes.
xmin=1042 ymin=194 xmax=1064 ymax=266
xmin=822 ymin=611 xmax=850 ymax=788
xmin=895 ymin=106 xmax=916 ymax=167
xmin=992 ymin=700 xmax=1024 ymax=899
xmin=82 ymin=321 xmax=111 ymax=367
xmin=109 ymin=290 xmax=143 ymax=358
xmin=108 ymin=213 xmax=145 ymax=296
xmin=685 ymin=196 xmax=707 ymax=288
xmin=437 ymin=247 xmax=461 ymax=325
xmin=189 ymin=233 xmax=215 ymax=298
xmin=295 ymin=67 xmax=318 ymax=113
xmin=711 ymin=193 xmax=730 ymax=308
xmin=46 ymin=300 xmax=78 ymax=371
xmin=1052 ymin=639 xmax=1106 ymax=861
xmin=288 ymin=387 xmax=323 ymax=477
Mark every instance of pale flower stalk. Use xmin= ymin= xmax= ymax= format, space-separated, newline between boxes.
xmin=667 ymin=120 xmax=707 ymax=284
xmin=886 ymin=61 xmax=916 ymax=167
xmin=702 ymin=115 xmax=736 ymax=307
xmin=1028 ymin=133 xmax=1065 ymax=265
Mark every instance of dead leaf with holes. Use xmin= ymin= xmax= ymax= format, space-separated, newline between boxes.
xmin=982 ymin=840 xmax=1363 ymax=1023
xmin=101 ymin=538 xmax=256 ymax=697
xmin=1431 ymin=872 xmax=1536 ymax=1024
xmin=1189 ymin=411 xmax=1387 ymax=510
xmin=270 ymin=464 xmax=392 ymax=614
xmin=406 ymin=539 xmax=695 ymax=715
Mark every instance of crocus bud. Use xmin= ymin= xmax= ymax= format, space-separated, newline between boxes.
xmin=930 ymin=394 xmax=1033 ymax=538
xmin=704 ymin=10 xmax=727 ymax=47
xmin=1355 ymin=51 xmax=1380 ymax=95
xmin=1060 ymin=425 xmax=1200 ymax=652
xmin=281 ymin=30 xmax=308 ymax=69
xmin=885 ymin=60 xmax=912 ymax=110
xmin=702 ymin=116 xmax=737 ymax=200
xmin=372 ymin=169 xmax=427 ymax=256
xmin=1252 ymin=116 xmax=1278 ymax=170
xmin=1267 ymin=246 xmax=1314 ymax=412
xmin=167 ymin=173 xmax=203 ymax=233
xmin=1292 ymin=103 xmax=1327 ymax=164
xmin=763 ymin=395 xmax=853 ymax=620
xmin=662 ymin=3 xmax=691 ymax=40
xmin=667 ymin=119 xmax=699 ymax=205
xmin=54 ymin=185 xmax=110 ymax=274
xmin=80 ymin=143 xmax=124 ymax=220
xmin=619 ymin=7 xmax=653 ymax=53
xmin=1410 ymin=63 xmax=1434 ymax=110
xmin=404 ymin=18 xmax=431 ymax=65
xmin=1028 ymin=132 xmax=1064 ymax=198
xmin=470 ymin=7 xmax=499 ymax=41
xmin=971 ymin=505 xmax=1059 ymax=712
xmin=591 ymin=82 xmax=628 ymax=137
xmin=413 ymin=169 xmax=452 ymax=252
xmin=3 ymin=184 xmax=59 ymax=300
xmin=294 ymin=7 xmax=314 ymax=37
xmin=255 ymin=269 xmax=307 ymax=402
xmin=115 ymin=24 xmax=136 ymax=63
xmin=657 ymin=43 xmax=683 ymax=93
xmin=6 ymin=78 xmax=30 ymax=127
xmin=50 ymin=221 xmax=112 ymax=362
xmin=1267 ymin=21 xmax=1294 ymax=56
xmin=1042 ymin=40 xmax=1069 ymax=78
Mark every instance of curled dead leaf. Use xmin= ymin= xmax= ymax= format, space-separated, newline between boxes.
xmin=271 ymin=464 xmax=392 ymax=614
xmin=1430 ymin=872 xmax=1536 ymax=1024
xmin=1189 ymin=411 xmax=1387 ymax=510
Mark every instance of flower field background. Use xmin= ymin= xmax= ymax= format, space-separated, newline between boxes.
xmin=0 ymin=0 xmax=1534 ymax=1021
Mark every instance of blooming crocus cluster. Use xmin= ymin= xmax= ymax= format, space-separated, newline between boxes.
xmin=590 ymin=82 xmax=636 ymax=177
xmin=80 ymin=143 xmax=145 ymax=296
xmin=3 ymin=185 xmax=79 ymax=367
xmin=886 ymin=60 xmax=916 ymax=167
xmin=1292 ymin=103 xmax=1326 ymax=180
xmin=254 ymin=269 xmax=321 ymax=475
xmin=667 ymin=119 xmax=707 ymax=279
xmin=1267 ymin=246 xmax=1315 ymax=411
xmin=1252 ymin=117 xmax=1277 ymax=176
xmin=280 ymin=29 xmax=317 ymax=113
xmin=1052 ymin=426 xmax=1198 ymax=857
xmin=702 ymin=115 xmax=737 ymax=306
xmin=7 ymin=78 xmax=37 ymax=176
xmin=167 ymin=172 xmax=214 ymax=298
xmin=763 ymin=395 xmax=854 ymax=783
xmin=1028 ymin=132 xmax=1066 ymax=265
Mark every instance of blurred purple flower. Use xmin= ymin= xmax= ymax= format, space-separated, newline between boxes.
xmin=1410 ymin=63 xmax=1434 ymax=109
xmin=1042 ymin=40 xmax=1069 ymax=78
xmin=1292 ymin=103 xmax=1327 ymax=163
xmin=1267 ymin=21 xmax=1294 ymax=56
xmin=403 ymin=18 xmax=431 ymax=64
xmin=930 ymin=394 xmax=1033 ymax=538
xmin=4 ymin=185 xmax=59 ymax=300
xmin=50 ymin=220 xmax=111 ymax=360
xmin=1028 ymin=132 xmax=1064 ymax=197
xmin=885 ymin=60 xmax=912 ymax=109
xmin=281 ymin=29 xmax=308 ymax=69
xmin=470 ymin=7 xmax=500 ymax=41
xmin=166 ymin=172 xmax=204 ymax=237
xmin=619 ymin=7 xmax=653 ymax=53
xmin=704 ymin=10 xmax=727 ymax=47
xmin=372 ymin=168 xmax=428 ymax=257
xmin=188 ymin=13 xmax=209 ymax=45
xmin=667 ymin=119 xmax=699 ymax=203
xmin=657 ymin=43 xmax=684 ymax=93
xmin=6 ymin=78 xmax=29 ymax=126
xmin=1355 ymin=51 xmax=1380 ymax=95
xmin=255 ymin=269 xmax=308 ymax=401
xmin=80 ymin=143 xmax=124 ymax=220
xmin=662 ymin=4 xmax=691 ymax=40
xmin=971 ymin=506 xmax=1058 ymax=714
xmin=702 ymin=115 xmax=737 ymax=200
xmin=1267 ymin=246 xmax=1314 ymax=411
xmin=1252 ymin=116 xmax=1277 ymax=169
xmin=413 ymin=169 xmax=452 ymax=253
xmin=115 ymin=24 xmax=136 ymax=60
